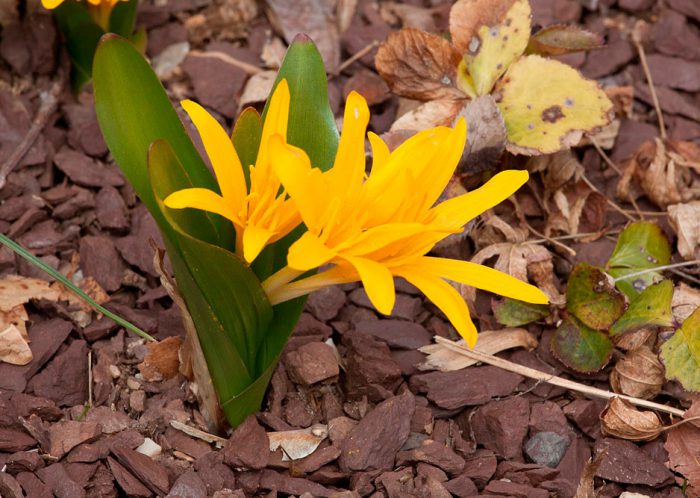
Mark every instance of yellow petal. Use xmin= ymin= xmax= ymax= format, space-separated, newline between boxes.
xmin=287 ymin=232 xmax=338 ymax=271
xmin=368 ymin=132 xmax=390 ymax=175
xmin=181 ymin=100 xmax=247 ymax=207
xmin=431 ymin=169 xmax=528 ymax=227
xmin=269 ymin=135 xmax=328 ymax=231
xmin=257 ymin=80 xmax=290 ymax=168
xmin=41 ymin=0 xmax=64 ymax=7
xmin=327 ymin=91 xmax=370 ymax=196
xmin=242 ymin=225 xmax=276 ymax=263
xmin=396 ymin=266 xmax=478 ymax=347
xmin=339 ymin=222 xmax=439 ymax=258
xmin=344 ymin=256 xmax=395 ymax=315
xmin=416 ymin=256 xmax=550 ymax=304
xmin=164 ymin=188 xmax=238 ymax=225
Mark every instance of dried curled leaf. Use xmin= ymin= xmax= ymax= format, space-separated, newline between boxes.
xmin=661 ymin=307 xmax=700 ymax=392
xmin=459 ymin=0 xmax=531 ymax=96
xmin=268 ymin=424 xmax=328 ymax=461
xmin=455 ymin=95 xmax=507 ymax=173
xmin=609 ymin=346 xmax=664 ymax=400
xmin=375 ymin=28 xmax=464 ymax=101
xmin=527 ymin=24 xmax=605 ymax=56
xmin=390 ymin=99 xmax=464 ymax=132
xmin=600 ymin=398 xmax=663 ymax=441
xmin=497 ymin=55 xmax=613 ymax=155
xmin=668 ymin=201 xmax=700 ymax=261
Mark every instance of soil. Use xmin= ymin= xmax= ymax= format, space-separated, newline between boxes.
xmin=0 ymin=0 xmax=699 ymax=497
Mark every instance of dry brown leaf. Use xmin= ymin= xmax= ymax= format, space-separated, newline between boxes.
xmin=665 ymin=419 xmax=700 ymax=495
xmin=609 ymin=346 xmax=664 ymax=400
xmin=0 ymin=324 xmax=32 ymax=365
xmin=419 ymin=328 xmax=538 ymax=371
xmin=390 ymin=99 xmax=464 ymax=132
xmin=578 ymin=119 xmax=620 ymax=150
xmin=336 ymin=0 xmax=357 ymax=33
xmin=375 ymin=28 xmax=464 ymax=102
xmin=455 ymin=95 xmax=506 ymax=174
xmin=600 ymin=397 xmax=663 ymax=441
xmin=529 ymin=150 xmax=583 ymax=200
xmin=668 ymin=201 xmax=700 ymax=260
xmin=546 ymin=182 xmax=606 ymax=237
xmin=265 ymin=0 xmax=340 ymax=72
xmin=574 ymin=452 xmax=606 ymax=498
xmin=138 ymin=336 xmax=182 ymax=382
xmin=613 ymin=328 xmax=655 ymax=352
xmin=672 ymin=283 xmax=700 ymax=323
xmin=0 ymin=275 xmax=61 ymax=311
xmin=449 ymin=0 xmax=517 ymax=55
xmin=605 ymin=85 xmax=634 ymax=119
xmin=268 ymin=424 xmax=328 ymax=461
xmin=380 ymin=2 xmax=440 ymax=32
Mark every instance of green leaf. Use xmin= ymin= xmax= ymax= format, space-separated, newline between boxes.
xmin=610 ymin=280 xmax=674 ymax=337
xmin=607 ymin=221 xmax=671 ymax=298
xmin=93 ymin=35 xmax=233 ymax=249
xmin=661 ymin=307 xmax=700 ymax=391
xmin=566 ymin=263 xmax=626 ymax=330
xmin=53 ymin=1 xmax=104 ymax=93
xmin=494 ymin=298 xmax=550 ymax=327
xmin=551 ymin=316 xmax=614 ymax=373
xmin=527 ymin=24 xmax=605 ymax=56
xmin=263 ymin=34 xmax=339 ymax=171
xmin=109 ymin=0 xmax=138 ymax=37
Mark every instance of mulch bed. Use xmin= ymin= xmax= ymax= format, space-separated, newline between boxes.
xmin=1 ymin=0 xmax=700 ymax=496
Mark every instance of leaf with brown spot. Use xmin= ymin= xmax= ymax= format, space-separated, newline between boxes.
xmin=600 ymin=398 xmax=663 ymax=441
xmin=609 ymin=346 xmax=664 ymax=400
xmin=497 ymin=55 xmax=613 ymax=154
xmin=456 ymin=0 xmax=531 ymax=96
xmin=375 ymin=28 xmax=465 ymax=101
xmin=527 ymin=24 xmax=604 ymax=56
xmin=390 ymin=99 xmax=464 ymax=132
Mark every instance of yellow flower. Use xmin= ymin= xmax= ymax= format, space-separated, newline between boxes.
xmin=262 ymin=91 xmax=548 ymax=346
xmin=42 ymin=0 xmax=125 ymax=30
xmin=164 ymin=80 xmax=301 ymax=264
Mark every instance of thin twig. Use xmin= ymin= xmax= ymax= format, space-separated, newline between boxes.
xmin=590 ymin=137 xmax=622 ymax=175
xmin=170 ymin=420 xmax=227 ymax=447
xmin=525 ymin=230 xmax=621 ymax=246
xmin=632 ymin=25 xmax=666 ymax=140
xmin=88 ymin=351 xmax=93 ymax=407
xmin=188 ymin=50 xmax=262 ymax=75
xmin=669 ymin=268 xmax=700 ymax=286
xmin=580 ymin=173 xmax=636 ymax=222
xmin=0 ymin=78 xmax=64 ymax=189
xmin=525 ymin=223 xmax=576 ymax=257
xmin=433 ymin=336 xmax=685 ymax=417
xmin=332 ymin=40 xmax=380 ymax=76
xmin=612 ymin=260 xmax=700 ymax=283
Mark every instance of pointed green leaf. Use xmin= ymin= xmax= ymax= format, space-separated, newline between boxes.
xmin=607 ymin=221 xmax=671 ymax=298
xmin=231 ymin=107 xmax=263 ymax=191
xmin=661 ymin=307 xmax=700 ymax=391
xmin=494 ymin=298 xmax=550 ymax=327
xmin=610 ymin=280 xmax=674 ymax=337
xmin=109 ymin=0 xmax=138 ymax=37
xmin=263 ymin=35 xmax=339 ymax=171
xmin=551 ymin=316 xmax=613 ymax=373
xmin=53 ymin=2 xmax=103 ymax=92
xmin=566 ymin=263 xmax=626 ymax=330
xmin=93 ymin=35 xmax=232 ymax=249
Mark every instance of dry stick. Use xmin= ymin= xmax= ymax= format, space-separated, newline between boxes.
xmin=670 ymin=268 xmax=700 ymax=286
xmin=632 ymin=31 xmax=666 ymax=140
xmin=525 ymin=223 xmax=576 ymax=257
xmin=332 ymin=40 xmax=380 ymax=76
xmin=580 ymin=173 xmax=637 ymax=222
xmin=188 ymin=50 xmax=262 ymax=75
xmin=0 ymin=78 xmax=63 ymax=189
xmin=433 ymin=336 xmax=685 ymax=417
xmin=612 ymin=260 xmax=700 ymax=283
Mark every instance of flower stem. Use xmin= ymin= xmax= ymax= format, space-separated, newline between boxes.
xmin=261 ymin=266 xmax=303 ymax=298
xmin=265 ymin=269 xmax=352 ymax=306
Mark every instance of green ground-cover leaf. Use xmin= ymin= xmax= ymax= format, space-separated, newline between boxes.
xmin=551 ymin=316 xmax=614 ymax=373
xmin=607 ymin=221 xmax=671 ymax=298
xmin=566 ymin=263 xmax=625 ymax=330
xmin=661 ymin=307 xmax=700 ymax=391
xmin=610 ymin=280 xmax=674 ymax=337
xmin=494 ymin=298 xmax=550 ymax=327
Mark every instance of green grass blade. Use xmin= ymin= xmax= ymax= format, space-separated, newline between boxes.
xmin=0 ymin=233 xmax=154 ymax=342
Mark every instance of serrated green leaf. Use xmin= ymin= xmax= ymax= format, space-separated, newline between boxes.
xmin=494 ymin=298 xmax=550 ymax=327
xmin=661 ymin=307 xmax=700 ymax=391
xmin=551 ymin=316 xmax=613 ymax=373
xmin=607 ymin=221 xmax=671 ymax=298
xmin=610 ymin=280 xmax=674 ymax=337
xmin=93 ymin=35 xmax=233 ymax=249
xmin=566 ymin=263 xmax=625 ymax=330
xmin=527 ymin=24 xmax=605 ymax=56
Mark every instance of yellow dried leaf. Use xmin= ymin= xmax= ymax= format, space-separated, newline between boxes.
xmin=0 ymin=324 xmax=32 ymax=365
xmin=461 ymin=0 xmax=531 ymax=96
xmin=496 ymin=55 xmax=613 ymax=155
xmin=0 ymin=275 xmax=61 ymax=311
xmin=449 ymin=0 xmax=518 ymax=55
